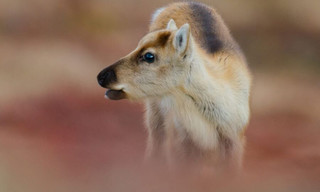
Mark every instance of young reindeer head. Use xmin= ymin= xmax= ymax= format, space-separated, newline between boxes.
xmin=97 ymin=19 xmax=193 ymax=100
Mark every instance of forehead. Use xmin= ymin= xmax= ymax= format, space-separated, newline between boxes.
xmin=138 ymin=30 xmax=172 ymax=50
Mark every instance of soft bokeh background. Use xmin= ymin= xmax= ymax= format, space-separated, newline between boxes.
xmin=1 ymin=0 xmax=320 ymax=191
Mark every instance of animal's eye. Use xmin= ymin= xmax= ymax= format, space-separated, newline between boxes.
xmin=143 ymin=52 xmax=155 ymax=63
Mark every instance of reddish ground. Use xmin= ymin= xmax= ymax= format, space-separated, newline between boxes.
xmin=1 ymin=87 xmax=319 ymax=192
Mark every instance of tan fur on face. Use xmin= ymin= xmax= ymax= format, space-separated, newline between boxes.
xmin=111 ymin=29 xmax=192 ymax=100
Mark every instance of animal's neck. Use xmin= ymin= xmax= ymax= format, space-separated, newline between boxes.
xmin=159 ymin=49 xmax=223 ymax=151
xmin=181 ymin=47 xmax=218 ymax=103
xmin=173 ymin=47 xmax=248 ymax=138
xmin=174 ymin=46 xmax=236 ymax=130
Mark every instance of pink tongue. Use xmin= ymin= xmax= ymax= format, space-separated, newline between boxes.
xmin=105 ymin=90 xmax=126 ymax=100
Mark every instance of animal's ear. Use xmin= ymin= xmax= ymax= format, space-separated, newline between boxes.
xmin=166 ymin=19 xmax=178 ymax=30
xmin=173 ymin=23 xmax=190 ymax=55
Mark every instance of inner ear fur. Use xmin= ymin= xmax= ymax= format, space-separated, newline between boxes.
xmin=173 ymin=23 xmax=190 ymax=55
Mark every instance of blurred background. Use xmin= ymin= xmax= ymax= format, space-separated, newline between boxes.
xmin=0 ymin=0 xmax=320 ymax=191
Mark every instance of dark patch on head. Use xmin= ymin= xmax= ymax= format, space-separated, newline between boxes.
xmin=140 ymin=31 xmax=171 ymax=50
xmin=157 ymin=31 xmax=171 ymax=47
xmin=188 ymin=2 xmax=223 ymax=53
xmin=134 ymin=31 xmax=171 ymax=63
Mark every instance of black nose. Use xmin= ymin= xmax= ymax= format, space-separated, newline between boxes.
xmin=97 ymin=67 xmax=116 ymax=88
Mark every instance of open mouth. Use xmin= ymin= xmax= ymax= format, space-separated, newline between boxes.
xmin=105 ymin=89 xmax=126 ymax=100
